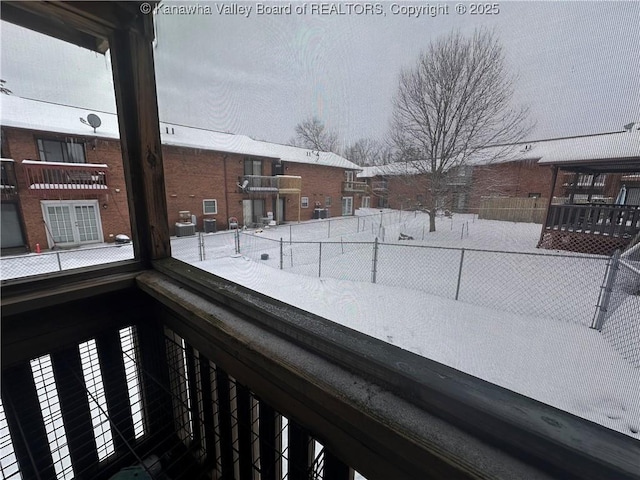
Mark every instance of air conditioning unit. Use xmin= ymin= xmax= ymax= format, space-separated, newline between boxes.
xmin=175 ymin=222 xmax=196 ymax=237
xmin=203 ymin=218 xmax=217 ymax=233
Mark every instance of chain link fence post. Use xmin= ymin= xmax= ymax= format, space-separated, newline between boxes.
xmin=591 ymin=249 xmax=621 ymax=330
xmin=280 ymin=238 xmax=283 ymax=270
xmin=328 ymin=219 xmax=331 ymax=238
xmin=372 ymin=237 xmax=379 ymax=284
xmin=318 ymin=242 xmax=322 ymax=278
xmin=455 ymin=248 xmax=465 ymax=300
xmin=56 ymin=251 xmax=62 ymax=271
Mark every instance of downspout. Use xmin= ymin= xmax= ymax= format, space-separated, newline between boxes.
xmin=223 ymin=154 xmax=230 ymax=226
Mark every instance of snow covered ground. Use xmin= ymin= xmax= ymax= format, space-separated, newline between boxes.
xmin=197 ymin=254 xmax=640 ymax=439
xmin=1 ymin=210 xmax=638 ymax=439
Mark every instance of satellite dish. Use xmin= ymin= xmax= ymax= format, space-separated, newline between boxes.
xmin=87 ymin=114 xmax=102 ymax=132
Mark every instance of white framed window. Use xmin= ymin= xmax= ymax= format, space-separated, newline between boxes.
xmin=301 ymin=197 xmax=309 ymax=208
xmin=362 ymin=196 xmax=370 ymax=208
xmin=325 ymin=196 xmax=332 ymax=207
xmin=203 ymin=199 xmax=217 ymax=215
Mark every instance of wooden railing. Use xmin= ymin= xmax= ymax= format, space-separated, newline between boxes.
xmin=544 ymin=203 xmax=640 ymax=238
xmin=1 ymin=159 xmax=18 ymax=199
xmin=22 ymin=160 xmax=109 ymax=194
xmin=239 ymin=175 xmax=301 ymax=194
xmin=371 ymin=180 xmax=388 ymax=192
xmin=342 ymin=181 xmax=368 ymax=193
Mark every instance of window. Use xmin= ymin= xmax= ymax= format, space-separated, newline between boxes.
xmin=345 ymin=171 xmax=354 ymax=182
xmin=203 ymin=199 xmax=217 ymax=214
xmin=37 ymin=138 xmax=86 ymax=163
xmin=362 ymin=196 xmax=370 ymax=208
xmin=325 ymin=196 xmax=332 ymax=207
xmin=301 ymin=197 xmax=309 ymax=208
xmin=244 ymin=158 xmax=262 ymax=176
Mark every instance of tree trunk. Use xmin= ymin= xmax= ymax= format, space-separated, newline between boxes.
xmin=428 ymin=196 xmax=437 ymax=232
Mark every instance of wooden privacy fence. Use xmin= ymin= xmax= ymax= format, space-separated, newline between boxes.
xmin=479 ymin=197 xmax=548 ymax=223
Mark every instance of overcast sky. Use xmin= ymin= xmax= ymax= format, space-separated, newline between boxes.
xmin=1 ymin=1 xmax=639 ymax=149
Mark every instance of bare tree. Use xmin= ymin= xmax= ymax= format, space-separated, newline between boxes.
xmin=290 ymin=116 xmax=339 ymax=153
xmin=344 ymin=138 xmax=394 ymax=166
xmin=391 ymin=28 xmax=531 ymax=232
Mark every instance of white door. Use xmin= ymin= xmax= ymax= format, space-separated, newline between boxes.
xmin=242 ymin=199 xmax=252 ymax=227
xmin=362 ymin=196 xmax=371 ymax=209
xmin=42 ymin=200 xmax=103 ymax=248
xmin=342 ymin=197 xmax=353 ymax=216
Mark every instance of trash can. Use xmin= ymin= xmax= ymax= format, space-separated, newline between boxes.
xmin=203 ymin=218 xmax=217 ymax=233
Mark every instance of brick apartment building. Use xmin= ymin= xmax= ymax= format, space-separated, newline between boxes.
xmin=0 ymin=96 xmax=361 ymax=253
xmin=358 ymin=131 xmax=640 ymax=213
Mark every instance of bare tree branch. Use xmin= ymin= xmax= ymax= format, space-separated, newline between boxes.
xmin=290 ymin=116 xmax=340 ymax=153
xmin=390 ymin=28 xmax=533 ymax=231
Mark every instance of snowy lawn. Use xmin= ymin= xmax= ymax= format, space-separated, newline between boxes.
xmin=198 ymin=255 xmax=640 ymax=439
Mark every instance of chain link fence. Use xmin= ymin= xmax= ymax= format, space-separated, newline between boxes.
xmin=0 ymin=243 xmax=135 ymax=280
xmin=600 ymin=244 xmax=640 ymax=367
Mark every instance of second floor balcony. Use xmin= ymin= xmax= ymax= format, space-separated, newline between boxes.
xmin=371 ymin=180 xmax=388 ymax=192
xmin=237 ymin=175 xmax=301 ymax=195
xmin=22 ymin=160 xmax=109 ymax=195
xmin=342 ymin=180 xmax=368 ymax=193
xmin=1 ymin=159 xmax=18 ymax=200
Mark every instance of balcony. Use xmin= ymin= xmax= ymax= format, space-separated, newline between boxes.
xmin=342 ymin=181 xmax=368 ymax=193
xmin=561 ymin=173 xmax=606 ymax=188
xmin=371 ymin=180 xmax=388 ymax=192
xmin=22 ymin=160 xmax=109 ymax=195
xmin=1 ymin=159 xmax=18 ymax=200
xmin=539 ymin=203 xmax=640 ymax=255
xmin=238 ymin=175 xmax=301 ymax=195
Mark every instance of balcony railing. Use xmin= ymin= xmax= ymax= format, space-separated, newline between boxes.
xmin=22 ymin=160 xmax=109 ymax=194
xmin=371 ymin=180 xmax=388 ymax=192
xmin=562 ymin=173 xmax=606 ymax=188
xmin=238 ymin=175 xmax=301 ymax=195
xmin=1 ymin=159 xmax=18 ymax=199
xmin=342 ymin=181 xmax=368 ymax=193
xmin=543 ymin=203 xmax=640 ymax=238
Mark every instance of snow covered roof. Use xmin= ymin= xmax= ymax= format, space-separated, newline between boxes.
xmin=358 ymin=162 xmax=429 ymax=178
xmin=535 ymin=130 xmax=640 ymax=166
xmin=358 ymin=131 xmax=640 ymax=178
xmin=0 ymin=96 xmax=360 ymax=170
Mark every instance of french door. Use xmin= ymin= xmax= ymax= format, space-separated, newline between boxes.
xmin=41 ymin=200 xmax=103 ymax=248
xmin=342 ymin=196 xmax=353 ymax=216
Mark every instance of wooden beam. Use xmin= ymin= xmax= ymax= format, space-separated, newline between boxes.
xmin=2 ymin=288 xmax=144 ymax=368
xmin=2 ymin=364 xmax=56 ymax=480
xmin=109 ymin=14 xmax=171 ymax=264
xmin=139 ymin=268 xmax=640 ymax=480
xmin=51 ymin=348 xmax=100 ymax=477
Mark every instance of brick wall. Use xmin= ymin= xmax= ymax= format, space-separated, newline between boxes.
xmin=3 ymin=128 xmax=131 ymax=251
xmin=3 ymin=126 xmax=361 ymax=250
xmin=284 ymin=163 xmax=350 ymax=220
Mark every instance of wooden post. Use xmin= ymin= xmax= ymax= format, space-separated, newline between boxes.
xmin=96 ymin=330 xmax=136 ymax=454
xmin=323 ymin=449 xmax=352 ymax=480
xmin=259 ymin=401 xmax=279 ymax=480
xmin=51 ymin=348 xmax=99 ymax=477
xmin=109 ymin=15 xmax=170 ymax=265
xmin=288 ymin=421 xmax=312 ymax=480
xmin=2 ymin=364 xmax=57 ymax=480
xmin=538 ymin=166 xmax=559 ymax=246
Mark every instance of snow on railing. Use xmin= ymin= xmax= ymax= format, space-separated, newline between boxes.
xmin=22 ymin=159 xmax=109 ymax=193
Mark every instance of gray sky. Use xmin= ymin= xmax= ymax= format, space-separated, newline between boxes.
xmin=1 ymin=1 xmax=639 ymax=148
